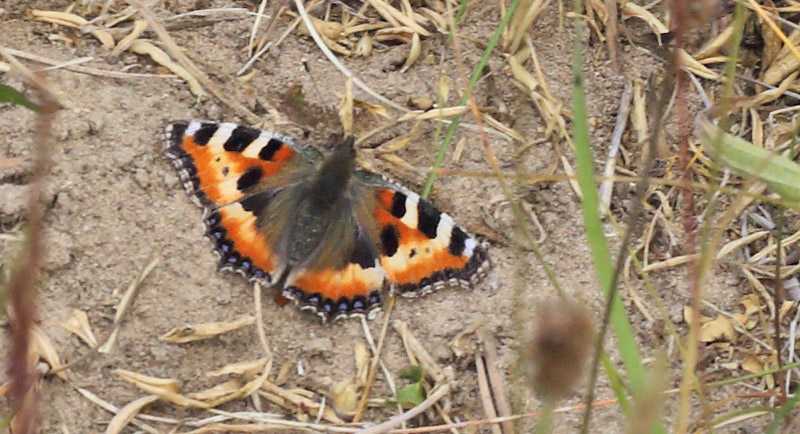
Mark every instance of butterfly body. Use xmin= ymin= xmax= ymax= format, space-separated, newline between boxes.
xmin=164 ymin=121 xmax=489 ymax=322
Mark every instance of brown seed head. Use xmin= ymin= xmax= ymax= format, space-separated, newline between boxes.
xmin=526 ymin=299 xmax=594 ymax=400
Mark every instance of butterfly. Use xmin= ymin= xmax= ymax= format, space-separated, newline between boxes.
xmin=164 ymin=121 xmax=490 ymax=322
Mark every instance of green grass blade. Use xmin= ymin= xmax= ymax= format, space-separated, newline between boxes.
xmin=569 ymin=0 xmax=659 ymax=430
xmin=697 ymin=119 xmax=800 ymax=202
xmin=0 ymin=84 xmax=41 ymax=112
xmin=421 ymin=0 xmax=521 ymax=198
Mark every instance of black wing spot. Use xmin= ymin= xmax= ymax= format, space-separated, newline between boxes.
xmin=448 ymin=226 xmax=468 ymax=256
xmin=224 ymin=125 xmax=261 ymax=152
xmin=236 ymin=166 xmax=263 ymax=191
xmin=193 ymin=122 xmax=218 ymax=146
xmin=222 ymin=166 xmax=229 ymax=177
xmin=259 ymin=138 xmax=284 ymax=161
xmin=417 ymin=200 xmax=441 ymax=239
xmin=380 ymin=225 xmax=399 ymax=256
xmin=350 ymin=230 xmax=376 ymax=268
xmin=390 ymin=191 xmax=406 ymax=218
xmin=409 ymin=248 xmax=417 ymax=258
xmin=240 ymin=190 xmax=275 ymax=215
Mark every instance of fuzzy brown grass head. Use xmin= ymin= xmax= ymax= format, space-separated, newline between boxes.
xmin=526 ymin=298 xmax=594 ymax=401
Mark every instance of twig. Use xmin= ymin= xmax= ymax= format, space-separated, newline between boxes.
xmin=352 ymin=294 xmax=396 ymax=422
xmin=598 ymin=81 xmax=633 ymax=215
xmin=604 ymin=0 xmax=620 ymax=72
xmin=253 ymin=282 xmax=273 ymax=361
xmin=248 ymin=0 xmax=269 ymax=58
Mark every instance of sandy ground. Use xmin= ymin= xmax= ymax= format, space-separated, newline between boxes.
xmin=0 ymin=0 xmax=761 ymax=432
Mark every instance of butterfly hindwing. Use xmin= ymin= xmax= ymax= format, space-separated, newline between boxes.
xmin=372 ymin=187 xmax=489 ymax=296
xmin=281 ymin=202 xmax=386 ymax=321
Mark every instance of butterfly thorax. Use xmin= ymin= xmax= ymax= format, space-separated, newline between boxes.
xmin=286 ymin=138 xmax=357 ymax=265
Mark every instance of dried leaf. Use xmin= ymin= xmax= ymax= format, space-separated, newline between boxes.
xmin=397 ymin=106 xmax=467 ymax=122
xmin=262 ymin=382 xmax=344 ymax=423
xmin=699 ymin=315 xmax=737 ymax=342
xmin=188 ymin=379 xmax=243 ymax=401
xmin=408 ymin=96 xmax=433 ymax=110
xmin=160 ymin=315 xmax=255 ymax=343
xmin=330 ymin=378 xmax=359 ymax=416
xmin=31 ymin=325 xmax=67 ymax=379
xmin=130 ymin=40 xmax=205 ymax=97
xmin=116 ymin=370 xmax=181 ymax=394
xmin=110 ymin=19 xmax=148 ymax=58
xmin=437 ymin=74 xmax=450 ymax=103
xmin=104 ymin=395 xmax=159 ymax=434
xmin=508 ymin=56 xmax=537 ymax=91
xmin=339 ymin=77 xmax=354 ymax=137
xmin=207 ymin=358 xmax=269 ymax=379
xmin=400 ymin=32 xmax=421 ymax=73
xmin=620 ymin=3 xmax=668 ymax=35
xmin=354 ymin=343 xmax=370 ymax=386
xmin=741 ymin=354 xmax=766 ymax=374
xmin=365 ymin=0 xmax=430 ymax=36
xmin=355 ymin=34 xmax=373 ymax=57
xmin=31 ymin=10 xmax=88 ymax=27
xmin=60 ymin=309 xmax=98 ymax=347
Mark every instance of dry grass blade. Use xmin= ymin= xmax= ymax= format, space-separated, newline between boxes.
xmin=124 ymin=0 xmax=261 ymax=123
xmin=598 ymin=82 xmax=633 ymax=214
xmin=76 ymin=388 xmax=160 ymax=434
xmin=99 ymin=257 xmax=159 ymax=353
xmin=160 ymin=315 xmax=255 ymax=343
xmin=352 ymin=294 xmax=395 ymax=422
xmin=365 ymin=0 xmax=430 ymax=35
xmin=116 ymin=369 xmax=209 ymax=408
xmin=476 ymin=353 xmax=502 ymax=434
xmin=505 ymin=0 xmax=551 ymax=54
xmin=356 ymin=383 xmax=451 ymax=434
xmin=479 ymin=329 xmax=514 ymax=434
xmin=30 ymin=10 xmax=114 ymax=48
xmin=252 ymin=282 xmax=273 ymax=363
xmin=393 ymin=320 xmax=444 ymax=383
xmin=104 ymin=395 xmax=159 ymax=434
xmin=260 ymin=382 xmax=344 ymax=423
xmin=294 ymin=0 xmax=408 ymax=113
